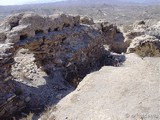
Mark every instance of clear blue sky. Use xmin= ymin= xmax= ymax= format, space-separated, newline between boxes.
xmin=0 ymin=0 xmax=66 ymax=5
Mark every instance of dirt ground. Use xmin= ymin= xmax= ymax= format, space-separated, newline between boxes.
xmin=46 ymin=53 xmax=160 ymax=120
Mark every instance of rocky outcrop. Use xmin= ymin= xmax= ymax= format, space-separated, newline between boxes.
xmin=0 ymin=13 xmax=119 ymax=118
xmin=126 ymin=21 xmax=160 ymax=57
xmin=127 ymin=35 xmax=160 ymax=57
xmin=3 ymin=12 xmax=160 ymax=119
xmin=1 ymin=11 xmax=160 ymax=120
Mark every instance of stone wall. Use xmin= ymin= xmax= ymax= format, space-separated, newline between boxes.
xmin=0 ymin=13 xmax=116 ymax=118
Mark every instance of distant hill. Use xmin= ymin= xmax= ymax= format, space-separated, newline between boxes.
xmin=63 ymin=0 xmax=160 ymax=5
xmin=1 ymin=0 xmax=160 ymax=7
xmin=0 ymin=0 xmax=160 ymax=23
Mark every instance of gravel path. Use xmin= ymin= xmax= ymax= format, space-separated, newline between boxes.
xmin=47 ymin=53 xmax=160 ymax=120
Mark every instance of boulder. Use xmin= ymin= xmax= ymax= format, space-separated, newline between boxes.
xmin=127 ymin=35 xmax=160 ymax=57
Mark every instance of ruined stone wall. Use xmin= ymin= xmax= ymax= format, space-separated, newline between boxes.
xmin=0 ymin=13 xmax=114 ymax=118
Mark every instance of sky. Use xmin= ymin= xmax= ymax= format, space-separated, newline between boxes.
xmin=0 ymin=0 xmax=66 ymax=5
xmin=0 ymin=0 xmax=159 ymax=5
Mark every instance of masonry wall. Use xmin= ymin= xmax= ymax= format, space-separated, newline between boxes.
xmin=0 ymin=13 xmax=117 ymax=118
